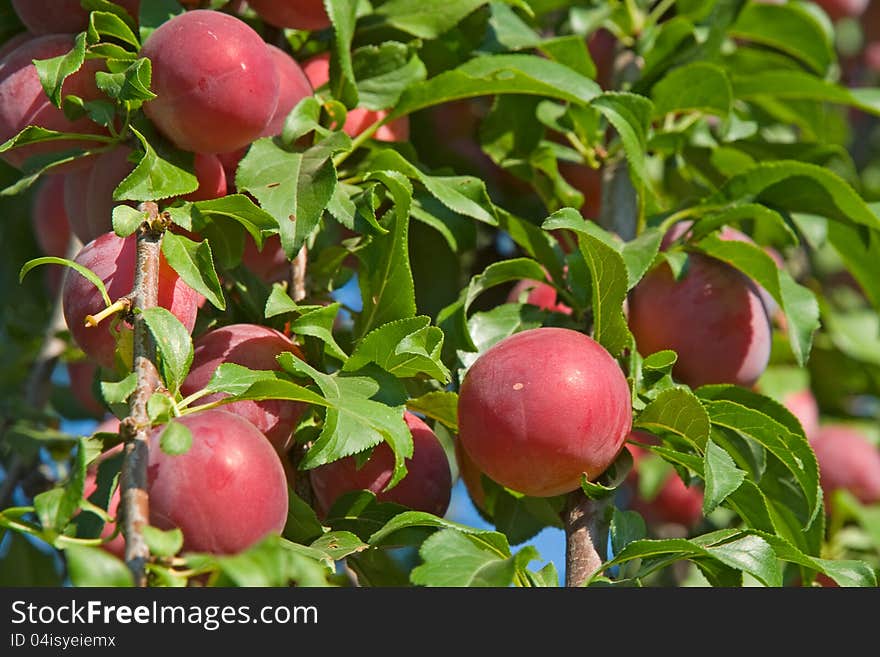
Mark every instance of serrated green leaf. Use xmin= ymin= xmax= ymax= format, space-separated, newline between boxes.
xmin=824 ymin=217 xmax=880 ymax=313
xmin=158 ymin=420 xmax=192 ymax=456
xmin=377 ymin=0 xmax=494 ymax=39
xmin=406 ymin=391 xmax=459 ymax=431
xmin=732 ymin=71 xmax=880 ymax=117
xmin=355 ymin=202 xmax=417 ymax=338
xmin=703 ymin=398 xmax=820 ymax=527
xmin=410 ymin=528 xmax=518 ymax=587
xmin=702 ymin=438 xmax=746 ymax=515
xmin=113 ymin=127 xmax=198 ymax=202
xmin=87 ymin=9 xmax=140 ymax=48
xmin=112 ymin=205 xmax=146 ymax=237
xmin=161 ymin=232 xmax=225 ymax=311
xmin=326 ymin=0 xmax=359 ymax=108
xmin=237 ymin=136 xmax=343 ymax=257
xmin=353 ymin=42 xmax=427 ymax=110
xmin=34 ymin=438 xmax=87 ymax=533
xmin=438 ymin=257 xmax=548 ymax=358
xmin=310 ymin=531 xmax=368 ymax=561
xmin=730 ymin=2 xmax=833 ymax=76
xmin=95 ymin=57 xmax=155 ymax=105
xmin=19 ymin=256 xmax=111 ymax=306
xmin=146 ymin=392 xmax=174 ymax=424
xmin=188 ymin=194 xmax=277 ymax=246
xmin=65 ymin=545 xmax=133 ymax=587
xmin=142 ymin=525 xmax=183 ymax=557
xmin=635 ymin=387 xmax=710 ymax=448
xmin=345 ymin=316 xmax=450 ymax=382
xmin=290 ymin=304 xmax=349 ymax=363
xmin=140 ymin=306 xmax=193 ymax=393
xmin=392 ymin=53 xmax=601 ymax=118
xmin=708 ymin=161 xmax=880 ymax=233
xmin=276 ymin=355 xmax=413 ymax=487
xmin=609 ymin=507 xmax=647 ymax=558
xmin=101 ymin=372 xmax=136 ymax=405
xmin=651 ymin=62 xmax=732 ymax=117
xmin=35 ymin=32 xmax=86 ymax=107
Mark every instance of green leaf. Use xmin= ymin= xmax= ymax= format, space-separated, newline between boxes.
xmin=376 ymin=0 xmax=496 ymax=39
xmin=277 ymin=355 xmax=413 ymax=487
xmin=369 ymin=509 xmax=510 ymax=548
xmin=326 ymin=0 xmax=359 ymax=108
xmin=324 ymin=491 xmax=410 ymax=542
xmin=353 ymin=42 xmax=427 ymax=110
xmin=140 ymin=306 xmax=194 ymax=393
xmin=392 ymin=53 xmax=601 ymax=118
xmin=355 ymin=202 xmax=417 ymax=338
xmin=113 ymin=127 xmax=198 ymax=202
xmin=34 ymin=438 xmax=87 ymax=533
xmin=161 ymin=232 xmax=225 ymax=311
xmin=609 ymin=507 xmax=647 ymax=558
xmin=410 ymin=528 xmax=520 ymax=587
xmin=87 ymin=10 xmax=140 ymax=48
xmin=0 ymin=533 xmax=62 ymax=586
xmin=188 ymin=194 xmax=277 ymax=245
xmin=596 ymin=532 xmax=781 ymax=587
xmin=824 ymin=218 xmax=880 ymax=312
xmin=35 ymin=32 xmax=86 ymax=107
xmin=651 ymin=62 xmax=732 ymax=117
xmin=730 ymin=2 xmax=833 ymax=75
xmin=621 ymin=228 xmax=663 ymax=290
xmin=101 ymin=372 xmax=137 ymax=405
xmin=112 ymin=205 xmax=147 ymax=237
xmin=147 ymin=392 xmax=174 ymax=424
xmin=196 ymin=537 xmax=331 ymax=587
xmin=19 ymin=256 xmax=111 ymax=307
xmin=542 ymin=208 xmax=630 ymax=355
xmin=406 ymin=391 xmax=459 ymax=431
xmin=283 ymin=489 xmax=324 ymax=544
xmin=702 ymin=438 xmax=746 ymax=515
xmin=95 ymin=57 xmax=155 ymax=105
xmin=708 ymin=161 xmax=880 ymax=233
xmin=635 ymin=387 xmax=711 ymax=448
xmin=703 ymin=398 xmax=821 ymax=527
xmin=590 ymin=92 xmax=655 ymax=200
xmin=437 ymin=257 xmax=548 ymax=357
xmin=142 ymin=525 xmax=183 ymax=557
xmin=694 ymin=234 xmax=819 ymax=365
xmin=731 ymin=71 xmax=880 ymax=117
xmin=236 ymin=136 xmax=343 ymax=257
xmin=158 ymin=420 xmax=192 ymax=456
xmin=65 ymin=545 xmax=133 ymax=587
xmin=310 ymin=531 xmax=368 ymax=561
xmin=345 ymin=316 xmax=450 ymax=382
xmin=281 ymin=300 xmax=349 ymax=363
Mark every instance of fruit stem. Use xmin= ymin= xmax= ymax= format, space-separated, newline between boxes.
xmin=119 ymin=202 xmax=163 ymax=587
xmin=563 ymin=489 xmax=608 ymax=587
xmin=84 ymin=297 xmax=131 ymax=327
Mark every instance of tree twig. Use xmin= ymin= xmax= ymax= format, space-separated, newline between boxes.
xmin=291 ymin=245 xmax=308 ymax=302
xmin=564 ymin=489 xmax=609 ymax=587
xmin=119 ymin=203 xmax=163 ymax=586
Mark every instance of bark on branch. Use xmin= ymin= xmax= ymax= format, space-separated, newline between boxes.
xmin=564 ymin=489 xmax=609 ymax=587
xmin=119 ymin=203 xmax=164 ymax=586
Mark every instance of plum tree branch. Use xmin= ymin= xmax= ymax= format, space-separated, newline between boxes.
xmin=119 ymin=202 xmax=164 ymax=587
xmin=564 ymin=490 xmax=608 ymax=587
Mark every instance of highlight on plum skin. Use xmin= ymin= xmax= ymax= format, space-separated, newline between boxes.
xmin=147 ymin=409 xmax=289 ymax=554
xmin=139 ymin=10 xmax=280 ymax=154
xmin=457 ymin=327 xmax=633 ymax=498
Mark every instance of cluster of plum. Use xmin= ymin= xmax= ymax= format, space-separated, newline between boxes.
xmin=3 ymin=3 xmax=422 ymax=559
xmin=5 ymin=1 xmax=879 ymax=566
